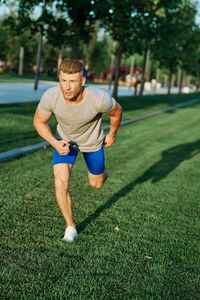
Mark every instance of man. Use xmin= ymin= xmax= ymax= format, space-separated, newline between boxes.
xmin=33 ymin=59 xmax=122 ymax=242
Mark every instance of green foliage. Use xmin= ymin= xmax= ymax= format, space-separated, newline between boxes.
xmin=151 ymin=0 xmax=198 ymax=74
xmin=55 ymin=0 xmax=105 ymax=58
xmin=46 ymin=17 xmax=70 ymax=49
xmin=87 ymin=36 xmax=111 ymax=73
xmin=41 ymin=43 xmax=60 ymax=76
xmin=0 ymin=17 xmax=38 ymax=72
xmin=1 ymin=0 xmax=200 ymax=81
xmin=0 ymin=22 xmax=10 ymax=60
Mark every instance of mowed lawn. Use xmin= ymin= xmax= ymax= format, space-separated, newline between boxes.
xmin=0 ymin=101 xmax=200 ymax=299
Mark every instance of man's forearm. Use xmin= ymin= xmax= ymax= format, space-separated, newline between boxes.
xmin=34 ymin=122 xmax=57 ymax=148
xmin=108 ymin=109 xmax=122 ymax=137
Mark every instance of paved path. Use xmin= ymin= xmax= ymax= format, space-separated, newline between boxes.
xmin=0 ymin=81 xmax=57 ymax=104
xmin=0 ymin=81 xmax=183 ymax=104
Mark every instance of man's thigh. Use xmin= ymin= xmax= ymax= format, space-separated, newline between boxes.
xmin=83 ymin=147 xmax=106 ymax=188
xmin=53 ymin=163 xmax=74 ymax=193
xmin=53 ymin=146 xmax=78 ymax=166
xmin=53 ymin=147 xmax=77 ymax=188
xmin=83 ymin=147 xmax=105 ymax=175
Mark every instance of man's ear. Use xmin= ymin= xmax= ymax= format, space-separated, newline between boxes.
xmin=81 ymin=76 xmax=86 ymax=86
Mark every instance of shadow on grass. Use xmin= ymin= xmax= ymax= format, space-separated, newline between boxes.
xmin=77 ymin=139 xmax=200 ymax=233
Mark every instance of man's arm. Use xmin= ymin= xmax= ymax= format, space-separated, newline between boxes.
xmin=104 ymin=102 xmax=122 ymax=148
xmin=33 ymin=108 xmax=69 ymax=155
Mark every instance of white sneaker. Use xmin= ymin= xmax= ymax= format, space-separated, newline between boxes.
xmin=62 ymin=226 xmax=78 ymax=242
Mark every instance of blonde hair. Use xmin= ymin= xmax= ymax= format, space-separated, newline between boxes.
xmin=60 ymin=59 xmax=83 ymax=75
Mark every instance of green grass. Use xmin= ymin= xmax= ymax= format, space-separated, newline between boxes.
xmin=0 ymin=102 xmax=200 ymax=299
xmin=0 ymin=72 xmax=58 ymax=83
xmin=0 ymin=102 xmax=57 ymax=152
xmin=0 ymin=93 xmax=200 ymax=152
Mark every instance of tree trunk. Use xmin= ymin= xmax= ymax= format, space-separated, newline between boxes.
xmin=34 ymin=0 xmax=46 ymax=90
xmin=145 ymin=48 xmax=151 ymax=82
xmin=179 ymin=70 xmax=183 ymax=94
xmin=167 ymin=69 xmax=173 ymax=95
xmin=108 ymin=52 xmax=115 ymax=90
xmin=156 ymin=68 xmax=160 ymax=83
xmin=195 ymin=64 xmax=200 ymax=91
xmin=112 ymin=40 xmax=123 ymax=99
xmin=18 ymin=46 xmax=24 ymax=76
xmin=86 ymin=25 xmax=97 ymax=68
xmin=57 ymin=53 xmax=62 ymax=79
xmin=34 ymin=31 xmax=43 ymax=91
xmin=138 ymin=45 xmax=148 ymax=100
xmin=129 ymin=53 xmax=134 ymax=90
xmin=71 ymin=24 xmax=81 ymax=59
xmin=108 ymin=42 xmax=116 ymax=90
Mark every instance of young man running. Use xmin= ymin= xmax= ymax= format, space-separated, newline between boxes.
xmin=33 ymin=59 xmax=122 ymax=242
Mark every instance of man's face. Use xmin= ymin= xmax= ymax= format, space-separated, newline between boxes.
xmin=59 ymin=70 xmax=86 ymax=101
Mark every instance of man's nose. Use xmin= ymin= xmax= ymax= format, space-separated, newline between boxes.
xmin=65 ymin=82 xmax=70 ymax=90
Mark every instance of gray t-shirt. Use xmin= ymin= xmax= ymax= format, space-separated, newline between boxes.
xmin=38 ymin=85 xmax=116 ymax=152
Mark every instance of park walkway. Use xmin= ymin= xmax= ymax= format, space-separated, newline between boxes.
xmin=0 ymin=81 xmax=184 ymax=104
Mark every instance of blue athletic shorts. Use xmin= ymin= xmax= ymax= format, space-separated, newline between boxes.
xmin=53 ymin=146 xmax=105 ymax=175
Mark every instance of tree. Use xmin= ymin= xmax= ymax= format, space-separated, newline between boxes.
xmin=55 ymin=0 xmax=101 ymax=59
xmin=133 ymin=0 xmax=185 ymax=98
xmin=100 ymin=0 xmax=141 ymax=98
xmin=0 ymin=22 xmax=11 ymax=62
xmin=86 ymin=28 xmax=112 ymax=76
xmin=177 ymin=4 xmax=200 ymax=93
xmin=151 ymin=0 xmax=198 ymax=94
xmin=4 ymin=0 xmax=57 ymax=88
xmin=1 ymin=12 xmax=38 ymax=73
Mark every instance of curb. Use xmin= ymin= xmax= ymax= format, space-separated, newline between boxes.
xmin=1 ymin=98 xmax=200 ymax=163
xmin=0 ymin=141 xmax=49 ymax=163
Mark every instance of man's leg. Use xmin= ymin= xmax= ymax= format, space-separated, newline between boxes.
xmin=83 ymin=147 xmax=107 ymax=189
xmin=52 ymin=145 xmax=78 ymax=242
xmin=53 ymin=163 xmax=75 ymax=228
xmin=88 ymin=171 xmax=107 ymax=189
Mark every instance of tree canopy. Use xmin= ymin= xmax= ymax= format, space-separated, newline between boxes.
xmin=0 ymin=0 xmax=199 ymax=95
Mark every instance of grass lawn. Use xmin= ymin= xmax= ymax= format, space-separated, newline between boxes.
xmin=0 ymin=101 xmax=200 ymax=299
xmin=0 ymin=72 xmax=58 ymax=83
xmin=0 ymin=92 xmax=200 ymax=152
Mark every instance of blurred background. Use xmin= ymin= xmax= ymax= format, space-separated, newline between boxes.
xmin=0 ymin=0 xmax=200 ymax=98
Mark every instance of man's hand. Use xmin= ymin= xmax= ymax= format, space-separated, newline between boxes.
xmin=104 ymin=134 xmax=116 ymax=148
xmin=55 ymin=140 xmax=70 ymax=155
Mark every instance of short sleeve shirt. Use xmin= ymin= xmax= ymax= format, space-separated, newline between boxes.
xmin=38 ymin=85 xmax=116 ymax=152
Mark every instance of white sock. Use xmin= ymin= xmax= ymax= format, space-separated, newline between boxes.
xmin=62 ymin=226 xmax=78 ymax=242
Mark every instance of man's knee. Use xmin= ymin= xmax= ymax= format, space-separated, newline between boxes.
xmin=54 ymin=177 xmax=68 ymax=193
xmin=88 ymin=172 xmax=107 ymax=189
xmin=89 ymin=180 xmax=104 ymax=189
xmin=53 ymin=164 xmax=72 ymax=193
